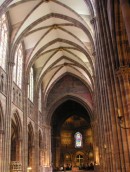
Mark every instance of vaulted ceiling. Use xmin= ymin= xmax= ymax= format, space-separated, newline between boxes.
xmin=6 ymin=0 xmax=95 ymax=98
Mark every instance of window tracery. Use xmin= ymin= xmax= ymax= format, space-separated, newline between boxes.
xmin=28 ymin=67 xmax=34 ymax=102
xmin=74 ymin=132 xmax=83 ymax=148
xmin=0 ymin=14 xmax=8 ymax=70
xmin=13 ymin=43 xmax=23 ymax=88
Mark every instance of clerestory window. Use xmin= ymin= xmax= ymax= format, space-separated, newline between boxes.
xmin=0 ymin=14 xmax=8 ymax=70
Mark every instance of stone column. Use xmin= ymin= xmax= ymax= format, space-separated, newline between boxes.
xmin=48 ymin=127 xmax=51 ymax=167
xmin=22 ymin=71 xmax=28 ymax=172
xmin=120 ymin=0 xmax=130 ymax=45
xmin=31 ymin=145 xmax=35 ymax=172
xmin=33 ymin=92 xmax=39 ymax=172
xmin=39 ymin=146 xmax=44 ymax=166
xmin=44 ymin=126 xmax=52 ymax=171
xmin=56 ymin=136 xmax=61 ymax=168
xmin=0 ymin=130 xmax=4 ymax=172
xmin=94 ymin=0 xmax=123 ymax=171
xmin=3 ymin=61 xmax=14 ymax=172
xmin=115 ymin=66 xmax=130 ymax=171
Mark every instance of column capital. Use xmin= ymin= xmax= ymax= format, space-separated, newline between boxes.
xmin=90 ymin=17 xmax=96 ymax=25
xmin=8 ymin=61 xmax=15 ymax=66
xmin=92 ymin=51 xmax=96 ymax=56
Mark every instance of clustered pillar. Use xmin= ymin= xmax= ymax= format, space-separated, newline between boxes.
xmin=94 ymin=0 xmax=130 ymax=172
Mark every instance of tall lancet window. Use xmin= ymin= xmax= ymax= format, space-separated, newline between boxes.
xmin=0 ymin=14 xmax=8 ymax=70
xmin=13 ymin=43 xmax=23 ymax=88
xmin=28 ymin=67 xmax=34 ymax=102
xmin=39 ymin=86 xmax=42 ymax=112
xmin=75 ymin=132 xmax=83 ymax=148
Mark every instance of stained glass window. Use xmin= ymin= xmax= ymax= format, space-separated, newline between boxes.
xmin=75 ymin=132 xmax=82 ymax=148
xmin=13 ymin=43 xmax=23 ymax=88
xmin=0 ymin=14 xmax=8 ymax=70
xmin=28 ymin=67 xmax=34 ymax=102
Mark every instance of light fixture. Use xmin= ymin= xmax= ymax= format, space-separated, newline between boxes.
xmin=27 ymin=167 xmax=32 ymax=171
xmin=117 ymin=109 xmax=130 ymax=129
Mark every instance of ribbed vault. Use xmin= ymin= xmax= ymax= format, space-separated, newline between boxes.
xmin=4 ymin=0 xmax=95 ymax=102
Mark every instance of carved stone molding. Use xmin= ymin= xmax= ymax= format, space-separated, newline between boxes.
xmin=52 ymin=24 xmax=58 ymax=29
xmin=8 ymin=61 xmax=15 ymax=66
xmin=10 ymin=161 xmax=22 ymax=171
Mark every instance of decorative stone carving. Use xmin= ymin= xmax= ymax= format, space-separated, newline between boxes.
xmin=90 ymin=17 xmax=96 ymax=25
xmin=10 ymin=161 xmax=22 ymax=172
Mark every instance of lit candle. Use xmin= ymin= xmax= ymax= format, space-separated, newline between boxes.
xmin=117 ymin=109 xmax=121 ymax=117
xmin=104 ymin=144 xmax=107 ymax=149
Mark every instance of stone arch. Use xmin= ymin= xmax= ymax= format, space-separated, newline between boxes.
xmin=73 ymin=151 xmax=85 ymax=167
xmin=47 ymin=94 xmax=93 ymax=125
xmin=11 ymin=13 xmax=94 ymax=63
xmin=44 ymin=72 xmax=93 ymax=107
xmin=37 ymin=55 xmax=94 ymax=93
xmin=12 ymin=110 xmax=22 ymax=138
xmin=0 ymin=0 xmax=94 ymax=21
xmin=26 ymin=37 xmax=94 ymax=81
xmin=84 ymin=0 xmax=95 ymax=17
xmin=11 ymin=110 xmax=22 ymax=162
xmin=51 ymin=99 xmax=94 ymax=170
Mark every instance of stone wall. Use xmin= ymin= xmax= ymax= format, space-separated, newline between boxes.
xmin=46 ymin=75 xmax=92 ymax=108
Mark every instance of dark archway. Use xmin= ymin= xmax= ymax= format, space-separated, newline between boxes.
xmin=51 ymin=100 xmax=94 ymax=171
xmin=11 ymin=112 xmax=22 ymax=162
xmin=28 ymin=122 xmax=34 ymax=170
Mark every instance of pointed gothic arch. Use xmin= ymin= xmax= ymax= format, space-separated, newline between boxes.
xmin=44 ymin=72 xmax=93 ymax=107
xmin=47 ymin=94 xmax=93 ymax=125
xmin=11 ymin=110 xmax=22 ymax=162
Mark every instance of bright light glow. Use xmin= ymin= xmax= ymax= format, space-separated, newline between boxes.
xmin=95 ymin=146 xmax=100 ymax=165
xmin=27 ymin=167 xmax=32 ymax=170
